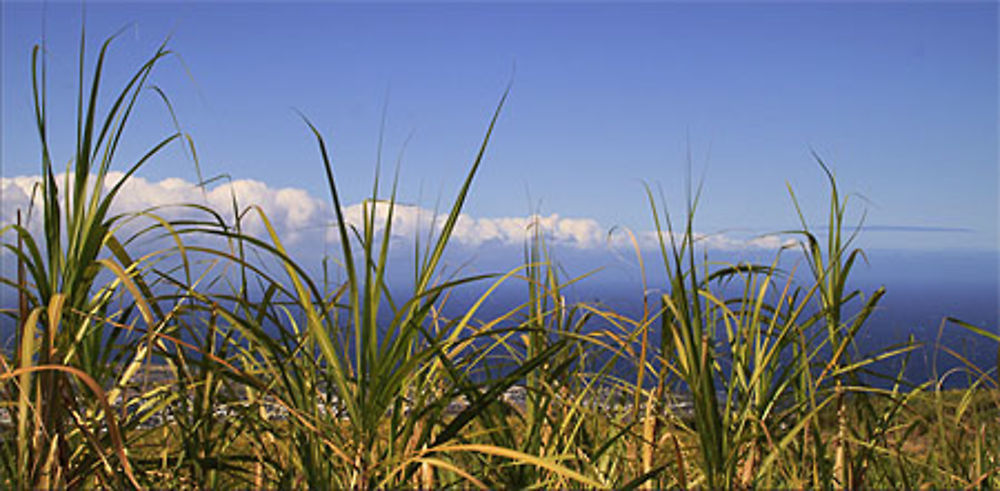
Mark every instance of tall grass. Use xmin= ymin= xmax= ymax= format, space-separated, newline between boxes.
xmin=2 ymin=32 xmax=997 ymax=489
xmin=0 ymin=28 xmax=187 ymax=487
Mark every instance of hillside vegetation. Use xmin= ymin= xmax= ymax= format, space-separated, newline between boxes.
xmin=2 ymin=35 xmax=997 ymax=490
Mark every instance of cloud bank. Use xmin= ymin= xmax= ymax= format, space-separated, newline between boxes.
xmin=1 ymin=173 xmax=794 ymax=255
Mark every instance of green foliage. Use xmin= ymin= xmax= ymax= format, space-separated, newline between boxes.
xmin=2 ymin=31 xmax=997 ymax=490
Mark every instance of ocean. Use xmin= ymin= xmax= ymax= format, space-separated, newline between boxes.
xmin=1 ymin=247 xmax=995 ymax=388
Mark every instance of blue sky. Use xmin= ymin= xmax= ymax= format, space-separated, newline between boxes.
xmin=2 ymin=1 xmax=997 ymax=254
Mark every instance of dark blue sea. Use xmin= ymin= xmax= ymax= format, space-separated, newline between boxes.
xmin=1 ymin=247 xmax=996 ymax=389
xmin=434 ymin=248 xmax=999 ymax=389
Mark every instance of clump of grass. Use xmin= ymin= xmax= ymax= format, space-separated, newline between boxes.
xmin=1 ymin=30 xmax=180 ymax=488
xmin=2 ymin=29 xmax=997 ymax=490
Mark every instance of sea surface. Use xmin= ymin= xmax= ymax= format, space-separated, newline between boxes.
xmin=1 ymin=248 xmax=996 ymax=388
xmin=435 ymin=248 xmax=999 ymax=388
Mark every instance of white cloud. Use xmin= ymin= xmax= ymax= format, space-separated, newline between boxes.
xmin=0 ymin=173 xmax=792 ymax=254
xmin=0 ymin=172 xmax=331 ymax=245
